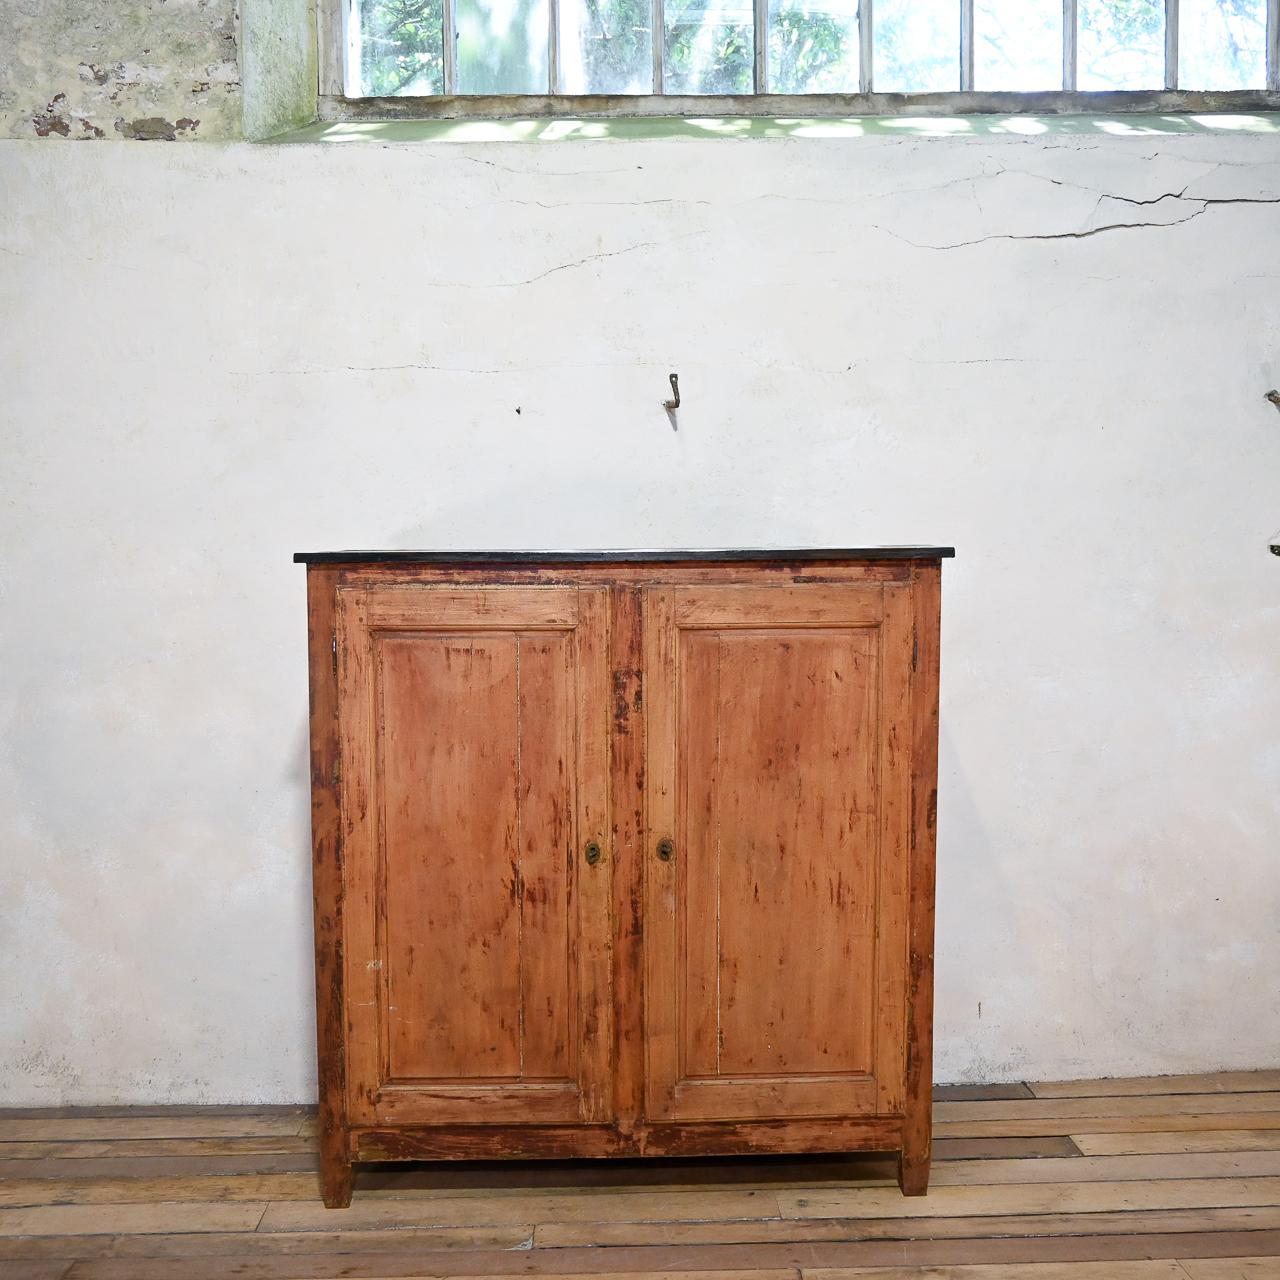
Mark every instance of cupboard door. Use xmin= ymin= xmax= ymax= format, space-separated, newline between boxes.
xmin=338 ymin=585 xmax=612 ymax=1127
xmin=643 ymin=583 xmax=913 ymax=1123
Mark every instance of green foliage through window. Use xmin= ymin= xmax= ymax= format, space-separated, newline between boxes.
xmin=359 ymin=0 xmax=445 ymax=94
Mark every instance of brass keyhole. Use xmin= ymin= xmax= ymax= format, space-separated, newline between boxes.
xmin=584 ymin=840 xmax=602 ymax=866
xmin=657 ymin=837 xmax=675 ymax=862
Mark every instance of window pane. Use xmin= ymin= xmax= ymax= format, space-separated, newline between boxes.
xmin=975 ymin=0 xmax=1061 ymax=89
xmin=561 ymin=0 xmax=653 ymax=91
xmin=1180 ymin=0 xmax=1266 ymax=88
xmin=358 ymin=0 xmax=445 ymax=95
xmin=1078 ymin=0 xmax=1164 ymax=89
xmin=664 ymin=0 xmax=753 ymax=93
xmin=768 ymin=0 xmax=860 ymax=93
xmin=874 ymin=0 xmax=958 ymax=92
xmin=457 ymin=0 xmax=549 ymax=91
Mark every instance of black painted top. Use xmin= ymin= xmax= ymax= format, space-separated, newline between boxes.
xmin=294 ymin=547 xmax=955 ymax=565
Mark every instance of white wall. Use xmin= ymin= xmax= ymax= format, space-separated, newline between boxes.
xmin=2 ymin=130 xmax=1278 ymax=1104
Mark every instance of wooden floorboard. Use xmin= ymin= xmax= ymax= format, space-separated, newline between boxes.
xmin=0 ymin=1137 xmax=319 ymax=1160
xmin=1029 ymin=1073 xmax=1280 ymax=1100
xmin=532 ymin=1205 xmax=1280 ymax=1248
xmin=49 ymin=1231 xmax=1280 ymax=1278
xmin=0 ymin=1073 xmax=1273 ymax=1278
xmin=932 ymin=1085 xmax=1036 ymax=1103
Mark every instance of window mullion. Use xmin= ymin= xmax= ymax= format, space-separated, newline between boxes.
xmin=1165 ymin=0 xmax=1178 ymax=89
xmin=859 ymin=0 xmax=873 ymax=92
xmin=960 ymin=0 xmax=974 ymax=90
xmin=346 ymin=0 xmax=358 ymax=97
xmin=1062 ymin=0 xmax=1077 ymax=89
xmin=1269 ymin=0 xmax=1280 ymax=89
xmin=549 ymin=0 xmax=560 ymax=90
xmin=320 ymin=0 xmax=349 ymax=94
xmin=754 ymin=0 xmax=768 ymax=91
xmin=443 ymin=0 xmax=458 ymax=92
xmin=653 ymin=0 xmax=665 ymax=90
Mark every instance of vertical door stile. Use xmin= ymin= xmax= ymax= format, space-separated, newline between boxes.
xmin=337 ymin=587 xmax=380 ymax=1126
xmin=575 ymin=586 xmax=613 ymax=1122
xmin=609 ymin=584 xmax=647 ymax=1136
xmin=873 ymin=582 xmax=914 ymax=1117
xmin=642 ymin=586 xmax=678 ymax=1117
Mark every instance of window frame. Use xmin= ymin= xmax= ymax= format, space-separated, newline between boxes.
xmin=318 ymin=0 xmax=1280 ymax=115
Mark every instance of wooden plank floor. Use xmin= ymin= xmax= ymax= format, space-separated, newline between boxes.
xmin=0 ymin=1072 xmax=1277 ymax=1279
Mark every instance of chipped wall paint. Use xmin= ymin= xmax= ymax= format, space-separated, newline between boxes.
xmin=0 ymin=0 xmax=242 ymax=140
xmin=1 ymin=132 xmax=1279 ymax=1103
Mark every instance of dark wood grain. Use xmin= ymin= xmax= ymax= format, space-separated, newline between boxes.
xmin=353 ymin=1116 xmax=904 ymax=1161
xmin=607 ymin=585 xmax=646 ymax=1137
xmin=933 ymin=1083 xmax=1036 ymax=1101
xmin=899 ymin=559 xmax=942 ymax=1196
xmin=51 ymin=1229 xmax=1280 ymax=1278
xmin=305 ymin=568 xmax=352 ymax=1209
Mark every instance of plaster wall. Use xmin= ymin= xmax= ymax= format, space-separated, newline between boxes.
xmin=1 ymin=130 xmax=1279 ymax=1103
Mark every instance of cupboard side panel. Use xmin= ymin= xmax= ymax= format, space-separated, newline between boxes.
xmin=903 ymin=562 xmax=942 ymax=1188
xmin=306 ymin=567 xmax=352 ymax=1206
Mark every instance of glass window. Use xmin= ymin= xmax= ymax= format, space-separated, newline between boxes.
xmin=975 ymin=0 xmax=1063 ymax=90
xmin=343 ymin=0 xmax=1278 ymax=103
xmin=874 ymin=0 xmax=958 ymax=92
xmin=1179 ymin=0 xmax=1266 ymax=88
xmin=663 ymin=0 xmax=754 ymax=93
xmin=357 ymin=0 xmax=446 ymax=95
xmin=1078 ymin=0 xmax=1165 ymax=89
xmin=560 ymin=0 xmax=654 ymax=92
xmin=457 ymin=0 xmax=550 ymax=91
xmin=768 ymin=0 xmax=860 ymax=93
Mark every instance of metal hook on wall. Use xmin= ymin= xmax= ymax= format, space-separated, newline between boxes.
xmin=662 ymin=373 xmax=680 ymax=411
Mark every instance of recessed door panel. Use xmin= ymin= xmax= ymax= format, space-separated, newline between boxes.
xmin=339 ymin=586 xmax=612 ymax=1127
xmin=644 ymin=583 xmax=913 ymax=1123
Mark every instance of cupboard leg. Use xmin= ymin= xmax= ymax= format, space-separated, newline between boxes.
xmin=897 ymin=1148 xmax=930 ymax=1196
xmin=320 ymin=1145 xmax=354 ymax=1208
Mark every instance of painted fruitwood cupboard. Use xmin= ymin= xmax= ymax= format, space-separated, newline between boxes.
xmin=296 ymin=549 xmax=952 ymax=1208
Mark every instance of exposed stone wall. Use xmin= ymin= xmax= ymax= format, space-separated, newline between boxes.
xmin=0 ymin=0 xmax=242 ymax=140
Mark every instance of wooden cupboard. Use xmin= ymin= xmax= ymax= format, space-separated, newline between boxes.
xmin=296 ymin=549 xmax=952 ymax=1208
